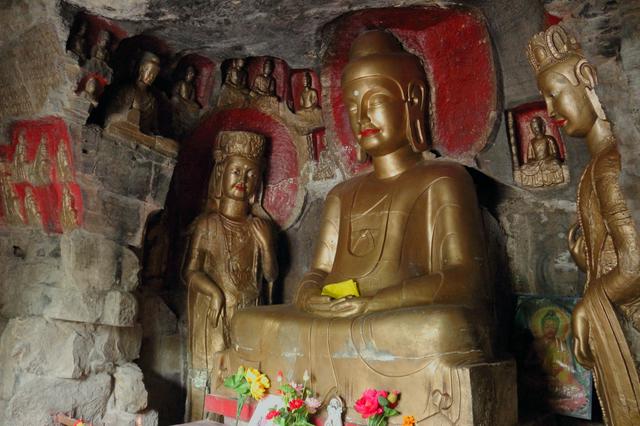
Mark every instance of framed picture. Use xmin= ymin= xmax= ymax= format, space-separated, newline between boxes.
xmin=512 ymin=295 xmax=593 ymax=419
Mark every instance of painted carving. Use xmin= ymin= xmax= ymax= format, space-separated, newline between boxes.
xmin=183 ymin=131 xmax=278 ymax=421
xmin=85 ymin=29 xmax=113 ymax=82
xmin=171 ymin=65 xmax=201 ymax=139
xmin=507 ymin=103 xmax=568 ymax=189
xmin=250 ymin=58 xmax=277 ymax=99
xmin=218 ymin=58 xmax=250 ymax=108
xmin=0 ymin=117 xmax=82 ymax=233
xmin=528 ymin=24 xmax=640 ymax=425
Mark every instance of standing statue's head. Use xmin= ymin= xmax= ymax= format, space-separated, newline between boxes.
xmin=137 ymin=52 xmax=161 ymax=87
xmin=342 ymin=30 xmax=429 ymax=157
xmin=212 ymin=131 xmax=266 ymax=206
xmin=527 ymin=25 xmax=605 ymax=137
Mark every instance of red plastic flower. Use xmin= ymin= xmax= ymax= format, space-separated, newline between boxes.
xmin=288 ymin=398 xmax=305 ymax=411
xmin=354 ymin=389 xmax=384 ymax=418
xmin=266 ymin=409 xmax=281 ymax=420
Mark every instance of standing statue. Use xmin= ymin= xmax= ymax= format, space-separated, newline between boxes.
xmin=31 ymin=135 xmax=51 ymax=186
xmin=219 ymin=31 xmax=504 ymax=424
xmin=183 ymin=131 xmax=278 ymax=421
xmin=0 ymin=168 xmax=24 ymax=225
xmin=250 ymin=58 xmax=277 ymax=98
xmin=104 ymin=51 xmax=161 ymax=136
xmin=60 ymin=184 xmax=78 ymax=231
xmin=12 ymin=130 xmax=29 ymax=183
xmin=85 ymin=30 xmax=113 ymax=82
xmin=518 ymin=116 xmax=565 ymax=188
xmin=528 ymin=25 xmax=640 ymax=425
xmin=56 ymin=141 xmax=73 ymax=183
xmin=24 ymin=186 xmax=41 ymax=227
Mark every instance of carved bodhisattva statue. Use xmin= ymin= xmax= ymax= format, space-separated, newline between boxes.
xmin=519 ymin=116 xmax=565 ymax=188
xmin=184 ymin=131 xmax=278 ymax=420
xmin=104 ymin=51 xmax=161 ymax=137
xmin=219 ymin=31 xmax=510 ymax=424
xmin=528 ymin=25 xmax=640 ymax=425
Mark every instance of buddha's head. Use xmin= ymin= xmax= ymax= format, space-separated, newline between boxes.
xmin=263 ymin=58 xmax=274 ymax=76
xmin=530 ymin=116 xmax=545 ymax=136
xmin=527 ymin=25 xmax=604 ymax=137
xmin=541 ymin=309 xmax=560 ymax=339
xmin=213 ymin=131 xmax=266 ymax=205
xmin=185 ymin=65 xmax=196 ymax=83
xmin=342 ymin=30 xmax=429 ymax=157
xmin=235 ymin=58 xmax=246 ymax=69
xmin=138 ymin=52 xmax=161 ymax=87
xmin=303 ymin=71 xmax=312 ymax=88
xmin=97 ymin=30 xmax=111 ymax=48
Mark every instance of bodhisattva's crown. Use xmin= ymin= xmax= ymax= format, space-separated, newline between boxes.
xmin=215 ymin=131 xmax=266 ymax=163
xmin=527 ymin=25 xmax=584 ymax=74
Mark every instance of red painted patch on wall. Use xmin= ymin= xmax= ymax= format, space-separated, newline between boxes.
xmin=0 ymin=116 xmax=82 ymax=232
xmin=322 ymin=6 xmax=497 ymax=175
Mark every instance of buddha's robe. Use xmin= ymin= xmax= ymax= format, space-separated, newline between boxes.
xmin=224 ymin=160 xmax=494 ymax=422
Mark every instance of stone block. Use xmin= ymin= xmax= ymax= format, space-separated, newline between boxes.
xmin=112 ymin=363 xmax=148 ymax=413
xmin=0 ymin=317 xmax=92 ymax=380
xmin=120 ymin=246 xmax=141 ymax=292
xmin=83 ymin=190 xmax=144 ymax=246
xmin=44 ymin=287 xmax=138 ymax=327
xmin=103 ymin=409 xmax=159 ymax=426
xmin=61 ymin=230 xmax=119 ymax=291
xmin=5 ymin=372 xmax=111 ymax=425
xmin=90 ymin=325 xmax=143 ymax=373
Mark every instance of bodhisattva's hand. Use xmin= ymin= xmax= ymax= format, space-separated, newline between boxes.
xmin=190 ymin=272 xmax=225 ymax=327
xmin=568 ymin=222 xmax=587 ymax=272
xmin=305 ymin=295 xmax=370 ymax=318
xmin=572 ymin=298 xmax=594 ymax=369
xmin=250 ymin=217 xmax=273 ymax=252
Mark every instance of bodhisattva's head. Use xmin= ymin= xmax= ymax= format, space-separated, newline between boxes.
xmin=342 ymin=30 xmax=429 ymax=157
xmin=213 ymin=131 xmax=266 ymax=205
xmin=527 ymin=25 xmax=604 ymax=137
xmin=138 ymin=52 xmax=161 ymax=87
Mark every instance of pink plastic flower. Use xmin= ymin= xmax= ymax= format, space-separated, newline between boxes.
xmin=289 ymin=382 xmax=304 ymax=392
xmin=305 ymin=397 xmax=322 ymax=414
xmin=354 ymin=389 xmax=385 ymax=418
xmin=266 ymin=409 xmax=280 ymax=420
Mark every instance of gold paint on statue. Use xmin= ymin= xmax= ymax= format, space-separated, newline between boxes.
xmin=0 ymin=170 xmax=24 ymax=224
xmin=32 ymin=135 xmax=51 ymax=186
xmin=517 ymin=116 xmax=566 ymax=188
xmin=218 ymin=58 xmax=249 ymax=108
xmin=56 ymin=141 xmax=72 ymax=183
xmin=221 ymin=31 xmax=497 ymax=423
xmin=60 ymin=184 xmax=78 ymax=231
xmin=183 ymin=131 xmax=278 ymax=420
xmin=24 ymin=186 xmax=41 ymax=227
xmin=299 ymin=71 xmax=319 ymax=111
xmin=85 ymin=29 xmax=113 ymax=82
xmin=250 ymin=58 xmax=277 ymax=98
xmin=12 ymin=130 xmax=29 ymax=183
xmin=529 ymin=25 xmax=640 ymax=425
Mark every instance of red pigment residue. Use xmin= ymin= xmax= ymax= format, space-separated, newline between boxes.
xmin=179 ymin=108 xmax=299 ymax=228
xmin=0 ymin=116 xmax=82 ymax=232
xmin=323 ymin=6 xmax=497 ymax=175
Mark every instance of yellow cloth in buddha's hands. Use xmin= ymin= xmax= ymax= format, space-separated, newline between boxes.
xmin=321 ymin=279 xmax=360 ymax=299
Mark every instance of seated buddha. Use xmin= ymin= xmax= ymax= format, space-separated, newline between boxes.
xmin=219 ymin=31 xmax=499 ymax=423
xmin=520 ymin=116 xmax=564 ymax=187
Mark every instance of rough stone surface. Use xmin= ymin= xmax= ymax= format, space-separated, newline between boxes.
xmin=112 ymin=363 xmax=148 ymax=413
xmin=5 ymin=372 xmax=112 ymax=426
xmin=140 ymin=294 xmax=178 ymax=338
xmin=44 ymin=287 xmax=138 ymax=327
xmin=103 ymin=408 xmax=159 ymax=426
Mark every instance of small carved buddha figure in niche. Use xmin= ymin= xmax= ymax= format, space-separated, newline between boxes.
xmin=528 ymin=25 xmax=640 ymax=425
xmin=67 ymin=20 xmax=87 ymax=62
xmin=60 ymin=184 xmax=78 ymax=231
xmin=183 ymin=131 xmax=278 ymax=421
xmin=12 ymin=130 xmax=29 ymax=183
xmin=221 ymin=31 xmax=496 ymax=423
xmin=171 ymin=65 xmax=200 ymax=138
xmin=299 ymin=71 xmax=319 ymax=111
xmin=85 ymin=30 xmax=113 ymax=82
xmin=104 ymin=51 xmax=161 ymax=136
xmin=23 ymin=186 xmax=41 ymax=227
xmin=520 ymin=116 xmax=564 ymax=187
xmin=31 ymin=135 xmax=51 ymax=187
xmin=250 ymin=58 xmax=277 ymax=98
xmin=226 ymin=58 xmax=248 ymax=91
xmin=81 ymin=76 xmax=100 ymax=108
xmin=172 ymin=65 xmax=198 ymax=106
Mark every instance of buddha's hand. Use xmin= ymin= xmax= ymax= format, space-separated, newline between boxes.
xmin=572 ymin=299 xmax=594 ymax=369
xmin=568 ymin=222 xmax=587 ymax=272
xmin=250 ymin=217 xmax=274 ymax=252
xmin=305 ymin=295 xmax=370 ymax=318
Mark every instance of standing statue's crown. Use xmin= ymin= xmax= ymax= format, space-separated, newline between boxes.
xmin=215 ymin=131 xmax=266 ymax=163
xmin=527 ymin=25 xmax=584 ymax=74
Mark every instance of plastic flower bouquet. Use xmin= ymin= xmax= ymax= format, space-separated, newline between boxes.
xmin=224 ymin=366 xmax=270 ymax=424
xmin=266 ymin=370 xmax=322 ymax=426
xmin=354 ymin=389 xmax=400 ymax=426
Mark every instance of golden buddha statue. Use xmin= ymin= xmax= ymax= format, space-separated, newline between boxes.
xmin=56 ymin=141 xmax=73 ymax=183
xmin=250 ymin=58 xmax=277 ymax=98
xmin=528 ymin=25 xmax=640 ymax=425
xmin=172 ymin=65 xmax=198 ymax=106
xmin=85 ymin=29 xmax=113 ymax=82
xmin=183 ymin=131 xmax=278 ymax=420
xmin=519 ymin=116 xmax=565 ymax=188
xmin=171 ymin=65 xmax=200 ymax=138
xmin=226 ymin=58 xmax=248 ymax=91
xmin=220 ymin=31 xmax=503 ymax=424
xmin=104 ymin=51 xmax=161 ymax=136
xmin=0 ymin=168 xmax=24 ymax=225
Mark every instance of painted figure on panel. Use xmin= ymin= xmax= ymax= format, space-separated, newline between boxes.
xmin=56 ymin=141 xmax=73 ymax=183
xmin=222 ymin=31 xmax=498 ymax=424
xmin=60 ymin=184 xmax=78 ymax=231
xmin=12 ymin=130 xmax=29 ymax=183
xmin=24 ymin=186 xmax=41 ymax=226
xmin=183 ymin=131 xmax=278 ymax=420
xmin=528 ymin=25 xmax=640 ymax=425
xmin=32 ymin=135 xmax=51 ymax=186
